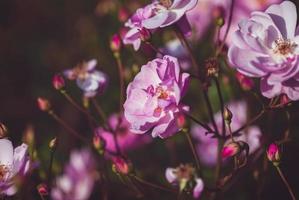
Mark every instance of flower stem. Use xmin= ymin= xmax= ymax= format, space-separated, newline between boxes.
xmin=48 ymin=110 xmax=88 ymax=143
xmin=47 ymin=145 xmax=56 ymax=190
xmin=114 ymin=53 xmax=125 ymax=113
xmin=185 ymin=113 xmax=213 ymax=133
xmin=275 ymin=166 xmax=296 ymax=200
xmin=91 ymin=98 xmax=107 ymax=123
xmin=203 ymin=91 xmax=219 ymax=136
xmin=60 ymin=90 xmax=98 ymax=125
xmin=184 ymin=130 xmax=201 ymax=173
xmin=214 ymin=77 xmax=226 ymax=137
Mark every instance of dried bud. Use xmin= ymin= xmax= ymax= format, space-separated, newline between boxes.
xmin=37 ymin=97 xmax=51 ymax=112
xmin=236 ymin=72 xmax=254 ymax=91
xmin=0 ymin=123 xmax=8 ymax=138
xmin=267 ymin=143 xmax=281 ymax=166
xmin=112 ymin=157 xmax=132 ymax=175
xmin=223 ymin=107 xmax=233 ymax=124
xmin=52 ymin=74 xmax=65 ymax=90
xmin=205 ymin=58 xmax=219 ymax=78
xmin=93 ymin=134 xmax=106 ymax=154
xmin=118 ymin=7 xmax=129 ymax=22
xmin=37 ymin=184 xmax=49 ymax=196
xmin=139 ymin=28 xmax=151 ymax=42
xmin=49 ymin=137 xmax=57 ymax=149
xmin=110 ymin=34 xmax=122 ymax=52
xmin=222 ymin=142 xmax=240 ymax=158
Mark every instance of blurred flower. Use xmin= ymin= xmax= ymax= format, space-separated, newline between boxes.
xmin=118 ymin=7 xmax=130 ymax=22
xmin=51 ymin=149 xmax=97 ymax=200
xmin=37 ymin=183 xmax=49 ymax=196
xmin=165 ymin=164 xmax=204 ymax=198
xmin=0 ymin=123 xmax=8 ymax=139
xmin=160 ymin=39 xmax=191 ymax=70
xmin=0 ymin=138 xmax=30 ymax=196
xmin=191 ymin=101 xmax=262 ymax=166
xmin=52 ymin=74 xmax=65 ymax=90
xmin=63 ymin=59 xmax=108 ymax=98
xmin=95 ymin=114 xmax=150 ymax=153
xmin=110 ymin=34 xmax=122 ymax=52
xmin=124 ymin=55 xmax=190 ymax=138
xmin=235 ymin=72 xmax=255 ymax=91
xmin=37 ymin=97 xmax=51 ymax=112
xmin=188 ymin=0 xmax=281 ymax=43
xmin=267 ymin=143 xmax=280 ymax=165
xmin=228 ymin=1 xmax=299 ymax=100
xmin=142 ymin=0 xmax=198 ymax=36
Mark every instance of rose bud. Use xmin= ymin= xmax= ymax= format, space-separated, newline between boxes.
xmin=93 ymin=133 xmax=106 ymax=154
xmin=118 ymin=7 xmax=129 ymax=22
xmin=0 ymin=123 xmax=8 ymax=139
xmin=267 ymin=143 xmax=281 ymax=166
xmin=52 ymin=74 xmax=65 ymax=90
xmin=224 ymin=107 xmax=233 ymax=124
xmin=222 ymin=142 xmax=240 ymax=158
xmin=112 ymin=157 xmax=132 ymax=175
xmin=212 ymin=6 xmax=225 ymax=27
xmin=280 ymin=94 xmax=291 ymax=106
xmin=139 ymin=28 xmax=151 ymax=42
xmin=110 ymin=34 xmax=122 ymax=52
xmin=37 ymin=184 xmax=49 ymax=196
xmin=37 ymin=97 xmax=51 ymax=112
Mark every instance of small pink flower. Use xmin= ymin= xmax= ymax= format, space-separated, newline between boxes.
xmin=228 ymin=1 xmax=299 ymax=100
xmin=267 ymin=143 xmax=280 ymax=163
xmin=124 ymin=55 xmax=190 ymax=138
xmin=110 ymin=34 xmax=122 ymax=52
xmin=37 ymin=97 xmax=51 ymax=112
xmin=112 ymin=157 xmax=131 ymax=175
xmin=118 ymin=7 xmax=129 ymax=23
xmin=52 ymin=74 xmax=65 ymax=90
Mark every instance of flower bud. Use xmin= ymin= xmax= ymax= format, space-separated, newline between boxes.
xmin=118 ymin=7 xmax=129 ymax=22
xmin=93 ymin=134 xmax=106 ymax=154
xmin=23 ymin=125 xmax=34 ymax=146
xmin=212 ymin=6 xmax=225 ymax=27
xmin=280 ymin=94 xmax=291 ymax=106
xmin=224 ymin=107 xmax=233 ymax=124
xmin=176 ymin=113 xmax=186 ymax=128
xmin=52 ymin=74 xmax=65 ymax=90
xmin=139 ymin=28 xmax=151 ymax=42
xmin=0 ymin=123 xmax=8 ymax=139
xmin=37 ymin=97 xmax=51 ymax=112
xmin=222 ymin=142 xmax=240 ymax=158
xmin=112 ymin=157 xmax=132 ymax=175
xmin=49 ymin=137 xmax=57 ymax=149
xmin=236 ymin=72 xmax=254 ymax=91
xmin=110 ymin=34 xmax=122 ymax=52
xmin=267 ymin=143 xmax=281 ymax=165
xmin=37 ymin=184 xmax=49 ymax=196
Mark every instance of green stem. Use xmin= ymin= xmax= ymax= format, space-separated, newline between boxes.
xmin=276 ymin=166 xmax=296 ymax=200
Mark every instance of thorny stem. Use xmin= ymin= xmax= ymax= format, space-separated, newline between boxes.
xmin=48 ymin=110 xmax=88 ymax=143
xmin=131 ymin=174 xmax=175 ymax=193
xmin=215 ymin=0 xmax=235 ymax=57
xmin=276 ymin=166 xmax=297 ymax=200
xmin=184 ymin=130 xmax=201 ymax=174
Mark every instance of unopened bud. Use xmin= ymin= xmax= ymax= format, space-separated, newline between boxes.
xmin=205 ymin=58 xmax=219 ymax=78
xmin=177 ymin=114 xmax=186 ymax=128
xmin=112 ymin=157 xmax=132 ymax=175
xmin=110 ymin=34 xmax=122 ymax=52
xmin=37 ymin=184 xmax=49 ymax=196
xmin=222 ymin=142 xmax=240 ymax=158
xmin=236 ymin=72 xmax=254 ymax=91
xmin=118 ymin=7 xmax=129 ymax=22
xmin=52 ymin=74 xmax=65 ymax=90
xmin=37 ymin=97 xmax=51 ymax=112
xmin=49 ymin=137 xmax=57 ymax=149
xmin=139 ymin=28 xmax=151 ymax=42
xmin=267 ymin=143 xmax=281 ymax=166
xmin=280 ymin=94 xmax=291 ymax=106
xmin=23 ymin=125 xmax=34 ymax=146
xmin=93 ymin=133 xmax=106 ymax=154
xmin=224 ymin=107 xmax=233 ymax=124
xmin=0 ymin=123 xmax=8 ymax=138
xmin=213 ymin=6 xmax=225 ymax=27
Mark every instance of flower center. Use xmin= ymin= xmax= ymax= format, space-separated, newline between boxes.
xmin=174 ymin=164 xmax=195 ymax=181
xmin=159 ymin=0 xmax=172 ymax=9
xmin=273 ymin=38 xmax=296 ymax=56
xmin=0 ymin=165 xmax=9 ymax=181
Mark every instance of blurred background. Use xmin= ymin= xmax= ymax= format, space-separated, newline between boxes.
xmin=1 ymin=0 xmax=299 ymax=199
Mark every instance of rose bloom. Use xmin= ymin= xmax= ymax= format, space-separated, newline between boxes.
xmin=191 ymin=101 xmax=262 ymax=166
xmin=187 ymin=0 xmax=281 ymax=44
xmin=123 ymin=0 xmax=198 ymax=51
xmin=63 ymin=59 xmax=108 ymax=97
xmin=51 ymin=149 xmax=97 ymax=200
xmin=0 ymin=138 xmax=30 ymax=196
xmin=94 ymin=114 xmax=151 ymax=153
xmin=228 ymin=1 xmax=299 ymax=100
xmin=124 ymin=55 xmax=190 ymax=138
